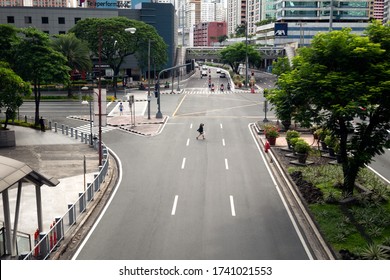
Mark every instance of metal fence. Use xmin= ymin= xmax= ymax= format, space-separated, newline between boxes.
xmin=19 ymin=120 xmax=111 ymax=260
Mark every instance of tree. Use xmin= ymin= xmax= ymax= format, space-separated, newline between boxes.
xmin=51 ymin=33 xmax=92 ymax=97
xmin=0 ymin=24 xmax=19 ymax=64
xmin=235 ymin=24 xmax=246 ymax=37
xmin=13 ymin=27 xmax=70 ymax=126
xmin=219 ymin=42 xmax=261 ymax=74
xmin=218 ymin=35 xmax=228 ymax=44
xmin=69 ymin=17 xmax=167 ymax=90
xmin=271 ymin=57 xmax=291 ymax=76
xmin=268 ymin=23 xmax=390 ymax=196
xmin=0 ymin=62 xmax=31 ymax=129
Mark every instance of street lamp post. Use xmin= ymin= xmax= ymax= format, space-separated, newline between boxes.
xmin=81 ymin=86 xmax=93 ymax=145
xmin=245 ymin=0 xmax=249 ymax=89
xmin=147 ymin=38 xmax=151 ymax=119
xmin=97 ymin=28 xmax=103 ymax=166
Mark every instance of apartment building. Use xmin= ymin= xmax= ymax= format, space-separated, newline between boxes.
xmin=193 ymin=21 xmax=227 ymax=46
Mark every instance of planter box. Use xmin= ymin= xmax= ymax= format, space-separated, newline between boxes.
xmin=0 ymin=129 xmax=16 ymax=147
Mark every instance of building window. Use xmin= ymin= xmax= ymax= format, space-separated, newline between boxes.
xmin=25 ymin=16 xmax=32 ymax=24
xmin=75 ymin=17 xmax=81 ymax=24
xmin=58 ymin=17 xmax=65 ymax=24
xmin=7 ymin=16 xmax=15 ymax=24
xmin=42 ymin=17 xmax=49 ymax=24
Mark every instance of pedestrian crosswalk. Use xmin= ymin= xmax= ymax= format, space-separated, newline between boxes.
xmin=184 ymin=88 xmax=236 ymax=95
xmin=70 ymin=124 xmax=117 ymax=136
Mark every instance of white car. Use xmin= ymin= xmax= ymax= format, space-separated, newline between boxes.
xmin=216 ymin=69 xmax=221 ymax=73
xmin=201 ymin=70 xmax=208 ymax=76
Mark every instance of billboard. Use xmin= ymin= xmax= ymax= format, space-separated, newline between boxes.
xmin=274 ymin=23 xmax=288 ymax=36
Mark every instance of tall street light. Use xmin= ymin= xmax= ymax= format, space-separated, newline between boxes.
xmin=125 ymin=27 xmax=152 ymax=120
xmin=81 ymin=86 xmax=93 ymax=145
xmin=245 ymin=0 xmax=249 ymax=89
xmin=97 ymin=28 xmax=103 ymax=166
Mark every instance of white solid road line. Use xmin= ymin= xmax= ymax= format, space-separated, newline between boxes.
xmin=181 ymin=157 xmax=186 ymax=169
xmin=171 ymin=195 xmax=179 ymax=215
xmin=230 ymin=195 xmax=236 ymax=216
xmin=248 ymin=123 xmax=314 ymax=260
xmin=225 ymin=158 xmax=229 ymax=170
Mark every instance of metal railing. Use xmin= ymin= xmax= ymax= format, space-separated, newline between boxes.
xmin=18 ymin=121 xmax=111 ymax=260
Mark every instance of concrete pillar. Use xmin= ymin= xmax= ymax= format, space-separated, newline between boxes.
xmin=79 ymin=193 xmax=86 ymax=213
xmin=68 ymin=204 xmax=75 ymax=226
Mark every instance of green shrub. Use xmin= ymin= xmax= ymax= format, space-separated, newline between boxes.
xmin=293 ymin=138 xmax=312 ymax=154
xmin=286 ymin=129 xmax=300 ymax=141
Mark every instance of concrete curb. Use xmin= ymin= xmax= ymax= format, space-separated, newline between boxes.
xmin=251 ymin=123 xmax=336 ymax=260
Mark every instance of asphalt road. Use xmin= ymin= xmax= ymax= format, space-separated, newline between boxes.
xmin=15 ymin=70 xmax=389 ymax=260
xmin=71 ymin=70 xmax=311 ymax=260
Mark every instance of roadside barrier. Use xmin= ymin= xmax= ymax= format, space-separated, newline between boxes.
xmin=21 ymin=121 xmax=111 ymax=260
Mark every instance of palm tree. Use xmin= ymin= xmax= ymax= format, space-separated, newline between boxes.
xmin=51 ymin=33 xmax=92 ymax=97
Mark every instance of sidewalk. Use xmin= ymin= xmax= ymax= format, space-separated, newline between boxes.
xmin=0 ymin=91 xmax=166 ymax=257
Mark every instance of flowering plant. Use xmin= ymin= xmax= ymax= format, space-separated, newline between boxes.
xmin=263 ymin=124 xmax=280 ymax=138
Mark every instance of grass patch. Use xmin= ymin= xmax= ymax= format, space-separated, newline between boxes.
xmin=289 ymin=164 xmax=390 ymax=259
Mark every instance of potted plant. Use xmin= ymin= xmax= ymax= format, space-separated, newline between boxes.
xmin=286 ymin=130 xmax=300 ymax=150
xmin=293 ymin=138 xmax=312 ymax=164
xmin=314 ymin=128 xmax=330 ymax=150
xmin=324 ymin=135 xmax=338 ymax=157
xmin=263 ymin=124 xmax=280 ymax=145
xmin=289 ymin=137 xmax=301 ymax=154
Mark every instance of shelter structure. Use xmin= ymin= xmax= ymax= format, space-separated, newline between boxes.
xmin=0 ymin=156 xmax=59 ymax=258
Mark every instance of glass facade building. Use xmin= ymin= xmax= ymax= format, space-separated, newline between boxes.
xmin=270 ymin=0 xmax=370 ymax=21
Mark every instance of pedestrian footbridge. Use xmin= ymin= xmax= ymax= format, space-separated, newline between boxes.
xmin=185 ymin=46 xmax=286 ymax=62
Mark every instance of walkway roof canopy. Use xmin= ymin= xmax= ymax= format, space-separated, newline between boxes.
xmin=0 ymin=156 xmax=59 ymax=192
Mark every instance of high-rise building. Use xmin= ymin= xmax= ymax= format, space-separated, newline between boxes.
xmin=384 ymin=0 xmax=389 ymax=22
xmin=272 ymin=1 xmax=370 ymax=22
xmin=193 ymin=21 xmax=227 ymax=46
xmin=227 ymin=0 xmax=260 ymax=37
xmin=201 ymin=0 xmax=226 ymax=22
xmin=0 ymin=0 xmax=23 ymax=6
xmin=256 ymin=1 xmax=373 ymax=47
xmin=371 ymin=0 xmax=385 ymax=20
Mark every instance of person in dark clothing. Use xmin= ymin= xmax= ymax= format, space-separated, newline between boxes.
xmin=196 ymin=123 xmax=205 ymax=140
xmin=39 ymin=117 xmax=45 ymax=132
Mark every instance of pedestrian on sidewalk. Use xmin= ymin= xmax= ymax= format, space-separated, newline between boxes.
xmin=39 ymin=116 xmax=45 ymax=132
xmin=196 ymin=123 xmax=205 ymax=140
xmin=119 ymin=102 xmax=124 ymax=115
